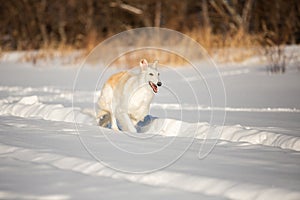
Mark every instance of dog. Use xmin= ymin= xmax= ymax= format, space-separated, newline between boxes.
xmin=97 ymin=59 xmax=162 ymax=133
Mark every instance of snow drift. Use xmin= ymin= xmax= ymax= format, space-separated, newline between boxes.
xmin=0 ymin=96 xmax=94 ymax=125
xmin=1 ymin=95 xmax=299 ymax=151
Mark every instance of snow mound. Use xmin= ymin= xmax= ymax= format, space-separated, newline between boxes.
xmin=1 ymin=96 xmax=299 ymax=151
xmin=0 ymin=96 xmax=95 ymax=125
xmin=141 ymin=118 xmax=300 ymax=151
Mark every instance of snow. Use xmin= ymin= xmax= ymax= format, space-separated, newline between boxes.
xmin=0 ymin=52 xmax=300 ymax=199
xmin=0 ymin=95 xmax=94 ymax=124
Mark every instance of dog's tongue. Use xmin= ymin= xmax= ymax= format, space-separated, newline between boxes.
xmin=153 ymin=85 xmax=158 ymax=93
xmin=150 ymin=82 xmax=158 ymax=93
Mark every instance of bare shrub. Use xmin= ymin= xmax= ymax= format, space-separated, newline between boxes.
xmin=260 ymin=30 xmax=296 ymax=74
xmin=263 ymin=45 xmax=285 ymax=73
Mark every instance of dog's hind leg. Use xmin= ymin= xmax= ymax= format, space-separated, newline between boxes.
xmin=98 ymin=113 xmax=110 ymax=127
xmin=97 ymin=110 xmax=110 ymax=127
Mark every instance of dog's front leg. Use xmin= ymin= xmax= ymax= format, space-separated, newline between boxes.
xmin=116 ymin=111 xmax=137 ymax=133
xmin=110 ymin=113 xmax=119 ymax=131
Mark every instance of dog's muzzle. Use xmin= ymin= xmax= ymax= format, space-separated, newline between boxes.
xmin=149 ymin=81 xmax=162 ymax=93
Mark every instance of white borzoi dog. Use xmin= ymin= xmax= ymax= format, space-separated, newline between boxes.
xmin=97 ymin=59 xmax=162 ymax=133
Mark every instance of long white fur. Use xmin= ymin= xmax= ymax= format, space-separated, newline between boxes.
xmin=97 ymin=59 xmax=161 ymax=133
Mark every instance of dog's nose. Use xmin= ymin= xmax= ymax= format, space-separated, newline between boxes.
xmin=157 ymin=82 xmax=162 ymax=87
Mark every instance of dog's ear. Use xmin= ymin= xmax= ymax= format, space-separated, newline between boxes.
xmin=140 ymin=59 xmax=148 ymax=71
xmin=153 ymin=60 xmax=158 ymax=69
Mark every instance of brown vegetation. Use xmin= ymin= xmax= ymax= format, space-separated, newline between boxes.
xmin=0 ymin=0 xmax=299 ymax=65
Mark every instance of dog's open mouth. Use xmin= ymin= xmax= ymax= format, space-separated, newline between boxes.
xmin=149 ymin=81 xmax=158 ymax=93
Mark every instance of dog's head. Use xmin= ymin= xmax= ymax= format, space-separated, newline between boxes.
xmin=140 ymin=59 xmax=162 ymax=93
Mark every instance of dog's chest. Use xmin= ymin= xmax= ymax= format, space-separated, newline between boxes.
xmin=127 ymin=87 xmax=153 ymax=120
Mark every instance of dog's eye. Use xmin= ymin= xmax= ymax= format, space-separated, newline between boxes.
xmin=149 ymin=73 xmax=154 ymax=76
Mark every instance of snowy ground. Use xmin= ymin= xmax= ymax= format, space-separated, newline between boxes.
xmin=0 ymin=53 xmax=300 ymax=200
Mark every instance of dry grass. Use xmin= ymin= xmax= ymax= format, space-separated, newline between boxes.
xmin=110 ymin=49 xmax=189 ymax=68
xmin=187 ymin=28 xmax=262 ymax=63
xmin=3 ymin=28 xmax=264 ymax=67
xmin=85 ymin=27 xmax=266 ymax=68
xmin=19 ymin=43 xmax=82 ymax=65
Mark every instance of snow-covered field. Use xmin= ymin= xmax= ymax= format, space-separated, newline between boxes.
xmin=0 ymin=53 xmax=300 ymax=200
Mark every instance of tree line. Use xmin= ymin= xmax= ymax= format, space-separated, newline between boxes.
xmin=0 ymin=0 xmax=299 ymax=51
